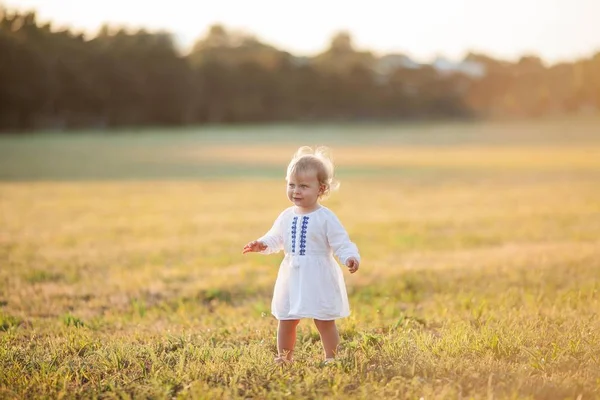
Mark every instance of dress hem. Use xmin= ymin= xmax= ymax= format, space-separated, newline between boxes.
xmin=272 ymin=312 xmax=350 ymax=321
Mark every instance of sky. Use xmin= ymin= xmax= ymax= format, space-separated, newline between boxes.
xmin=3 ymin=0 xmax=600 ymax=64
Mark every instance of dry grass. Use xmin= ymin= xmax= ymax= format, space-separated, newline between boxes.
xmin=185 ymin=144 xmax=600 ymax=171
xmin=1 ymin=120 xmax=600 ymax=399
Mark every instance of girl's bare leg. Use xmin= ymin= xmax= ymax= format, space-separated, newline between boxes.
xmin=277 ymin=319 xmax=300 ymax=361
xmin=314 ymin=319 xmax=339 ymax=359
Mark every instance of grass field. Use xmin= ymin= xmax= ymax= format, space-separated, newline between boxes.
xmin=1 ymin=117 xmax=600 ymax=399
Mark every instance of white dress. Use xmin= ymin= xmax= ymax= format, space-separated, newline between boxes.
xmin=258 ymin=206 xmax=360 ymax=320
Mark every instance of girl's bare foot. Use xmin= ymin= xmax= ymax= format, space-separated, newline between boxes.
xmin=274 ymin=356 xmax=293 ymax=365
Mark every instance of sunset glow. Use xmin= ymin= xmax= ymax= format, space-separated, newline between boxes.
xmin=4 ymin=0 xmax=599 ymax=63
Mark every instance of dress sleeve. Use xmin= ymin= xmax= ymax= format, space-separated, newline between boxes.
xmin=325 ymin=211 xmax=360 ymax=265
xmin=257 ymin=210 xmax=286 ymax=254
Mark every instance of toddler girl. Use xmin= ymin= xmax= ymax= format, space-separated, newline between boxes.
xmin=243 ymin=146 xmax=360 ymax=364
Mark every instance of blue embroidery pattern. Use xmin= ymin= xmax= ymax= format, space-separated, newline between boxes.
xmin=291 ymin=216 xmax=298 ymax=253
xmin=299 ymin=216 xmax=309 ymax=255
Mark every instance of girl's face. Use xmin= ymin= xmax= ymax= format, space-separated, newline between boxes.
xmin=287 ymin=170 xmax=324 ymax=211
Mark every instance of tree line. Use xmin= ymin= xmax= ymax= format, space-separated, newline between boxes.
xmin=1 ymin=8 xmax=599 ymax=132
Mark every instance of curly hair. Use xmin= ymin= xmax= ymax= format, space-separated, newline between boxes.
xmin=286 ymin=146 xmax=340 ymax=198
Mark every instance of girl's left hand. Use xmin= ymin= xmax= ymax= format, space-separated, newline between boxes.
xmin=346 ymin=257 xmax=360 ymax=274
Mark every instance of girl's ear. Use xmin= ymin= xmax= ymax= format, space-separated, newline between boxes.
xmin=319 ymin=184 xmax=326 ymax=195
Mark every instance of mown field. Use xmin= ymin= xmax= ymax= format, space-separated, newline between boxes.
xmin=1 ymin=117 xmax=599 ymax=399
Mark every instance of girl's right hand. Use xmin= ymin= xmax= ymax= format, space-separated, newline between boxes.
xmin=242 ymin=240 xmax=267 ymax=254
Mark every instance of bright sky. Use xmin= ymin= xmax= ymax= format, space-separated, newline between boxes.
xmin=4 ymin=0 xmax=599 ymax=63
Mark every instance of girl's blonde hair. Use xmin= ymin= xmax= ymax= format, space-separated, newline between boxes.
xmin=286 ymin=146 xmax=340 ymax=198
